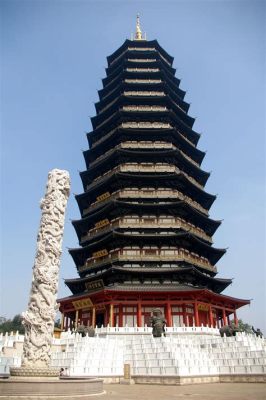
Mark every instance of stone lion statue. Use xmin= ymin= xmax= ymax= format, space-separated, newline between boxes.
xmin=149 ymin=308 xmax=166 ymax=338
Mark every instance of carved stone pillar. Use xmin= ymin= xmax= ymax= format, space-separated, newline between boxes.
xmin=11 ymin=169 xmax=70 ymax=377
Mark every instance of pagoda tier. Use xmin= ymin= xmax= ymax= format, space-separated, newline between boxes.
xmin=106 ymin=39 xmax=174 ymax=65
xmin=101 ymin=72 xmax=185 ymax=104
xmin=69 ymin=230 xmax=225 ymax=273
xmin=104 ymin=60 xmax=176 ymax=87
xmin=85 ymin=127 xmax=205 ymax=165
xmin=65 ymin=266 xmax=232 ymax=295
xmin=98 ymin=71 xmax=187 ymax=109
xmin=76 ymin=172 xmax=216 ymax=214
xmin=80 ymin=148 xmax=209 ymax=187
xmin=92 ymin=92 xmax=194 ymax=130
xmin=72 ymin=200 xmax=221 ymax=242
xmin=58 ymin=31 xmax=250 ymax=330
xmin=58 ymin=285 xmax=249 ymax=330
xmin=88 ymin=109 xmax=200 ymax=147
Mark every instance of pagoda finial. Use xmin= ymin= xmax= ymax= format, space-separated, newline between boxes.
xmin=135 ymin=13 xmax=143 ymax=40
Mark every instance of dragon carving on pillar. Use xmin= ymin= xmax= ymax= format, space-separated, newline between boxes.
xmin=21 ymin=169 xmax=70 ymax=370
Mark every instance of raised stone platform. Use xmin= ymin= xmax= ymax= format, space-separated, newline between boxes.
xmin=1 ymin=329 xmax=266 ymax=386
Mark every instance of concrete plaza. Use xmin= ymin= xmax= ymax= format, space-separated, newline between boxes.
xmin=99 ymin=383 xmax=266 ymax=400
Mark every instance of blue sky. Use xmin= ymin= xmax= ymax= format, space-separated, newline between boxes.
xmin=1 ymin=0 xmax=265 ymax=330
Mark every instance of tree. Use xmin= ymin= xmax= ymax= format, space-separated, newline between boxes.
xmin=237 ymin=319 xmax=253 ymax=334
xmin=0 ymin=314 xmax=25 ymax=334
xmin=54 ymin=319 xmax=61 ymax=328
xmin=0 ymin=315 xmax=61 ymax=334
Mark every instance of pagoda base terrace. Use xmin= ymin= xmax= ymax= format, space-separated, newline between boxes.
xmin=58 ymin=289 xmax=249 ymax=332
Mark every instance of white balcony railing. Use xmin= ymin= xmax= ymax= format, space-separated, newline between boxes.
xmin=83 ymin=188 xmax=209 ymax=217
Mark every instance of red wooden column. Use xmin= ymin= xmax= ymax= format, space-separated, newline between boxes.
xmin=216 ymin=314 xmax=219 ymax=329
xmin=119 ymin=304 xmax=123 ymax=327
xmin=182 ymin=305 xmax=186 ymax=326
xmin=137 ymin=302 xmax=142 ymax=327
xmin=222 ymin=308 xmax=227 ymax=326
xmin=166 ymin=301 xmax=172 ymax=327
xmin=104 ymin=307 xmax=108 ymax=327
xmin=109 ymin=303 xmax=114 ymax=327
xmin=75 ymin=309 xmax=79 ymax=329
xmin=194 ymin=301 xmax=199 ymax=327
xmin=92 ymin=307 xmax=96 ymax=328
xmin=209 ymin=305 xmax=214 ymax=327
xmin=60 ymin=312 xmax=65 ymax=330
xmin=233 ymin=310 xmax=238 ymax=326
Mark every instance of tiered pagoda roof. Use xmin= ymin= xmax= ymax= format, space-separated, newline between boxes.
xmin=65 ymin=20 xmax=233 ymax=301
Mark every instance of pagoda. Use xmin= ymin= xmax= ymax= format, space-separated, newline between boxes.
xmin=58 ymin=17 xmax=249 ymax=330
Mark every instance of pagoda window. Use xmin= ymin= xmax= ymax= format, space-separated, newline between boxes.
xmin=142 ymin=216 xmax=155 ymax=223
xmin=122 ymin=306 xmax=137 ymax=327
xmin=122 ymin=105 xmax=167 ymax=112
xmin=144 ymin=248 xmax=157 ymax=256
xmin=128 ymin=58 xmax=157 ymax=63
xmin=123 ymin=315 xmax=136 ymax=327
xmin=126 ymin=68 xmax=159 ymax=72
xmin=124 ymin=91 xmax=165 ymax=97
xmin=172 ymin=306 xmax=183 ymax=313
xmin=127 ymin=47 xmax=156 ymax=51
xmin=123 ymin=217 xmax=133 ymax=224
xmin=161 ymin=217 xmax=171 ymax=224
xmin=172 ymin=315 xmax=184 ymax=327
xmin=122 ymin=121 xmax=171 ymax=129
xmin=124 ymin=79 xmax=162 ymax=84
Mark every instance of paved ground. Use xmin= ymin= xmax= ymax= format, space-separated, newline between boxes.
xmin=97 ymin=383 xmax=266 ymax=400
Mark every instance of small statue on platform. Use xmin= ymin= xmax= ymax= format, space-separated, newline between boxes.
xmin=252 ymin=326 xmax=263 ymax=338
xmin=150 ymin=308 xmax=166 ymax=338
xmin=219 ymin=323 xmax=241 ymax=337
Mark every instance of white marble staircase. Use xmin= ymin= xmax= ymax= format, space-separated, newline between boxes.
xmin=50 ymin=330 xmax=266 ymax=383
xmin=1 ymin=329 xmax=265 ymax=383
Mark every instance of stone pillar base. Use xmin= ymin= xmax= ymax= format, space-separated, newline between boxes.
xmin=0 ymin=376 xmax=104 ymax=399
xmin=10 ymin=366 xmax=59 ymax=378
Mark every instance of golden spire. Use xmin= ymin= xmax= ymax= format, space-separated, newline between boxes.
xmin=135 ymin=14 xmax=143 ymax=40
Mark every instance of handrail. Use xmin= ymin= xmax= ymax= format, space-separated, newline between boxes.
xmin=87 ymin=163 xmax=204 ymax=191
xmin=83 ymin=188 xmax=209 ymax=216
xmin=81 ymin=217 xmax=212 ymax=243
xmin=79 ymin=248 xmax=216 ymax=274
